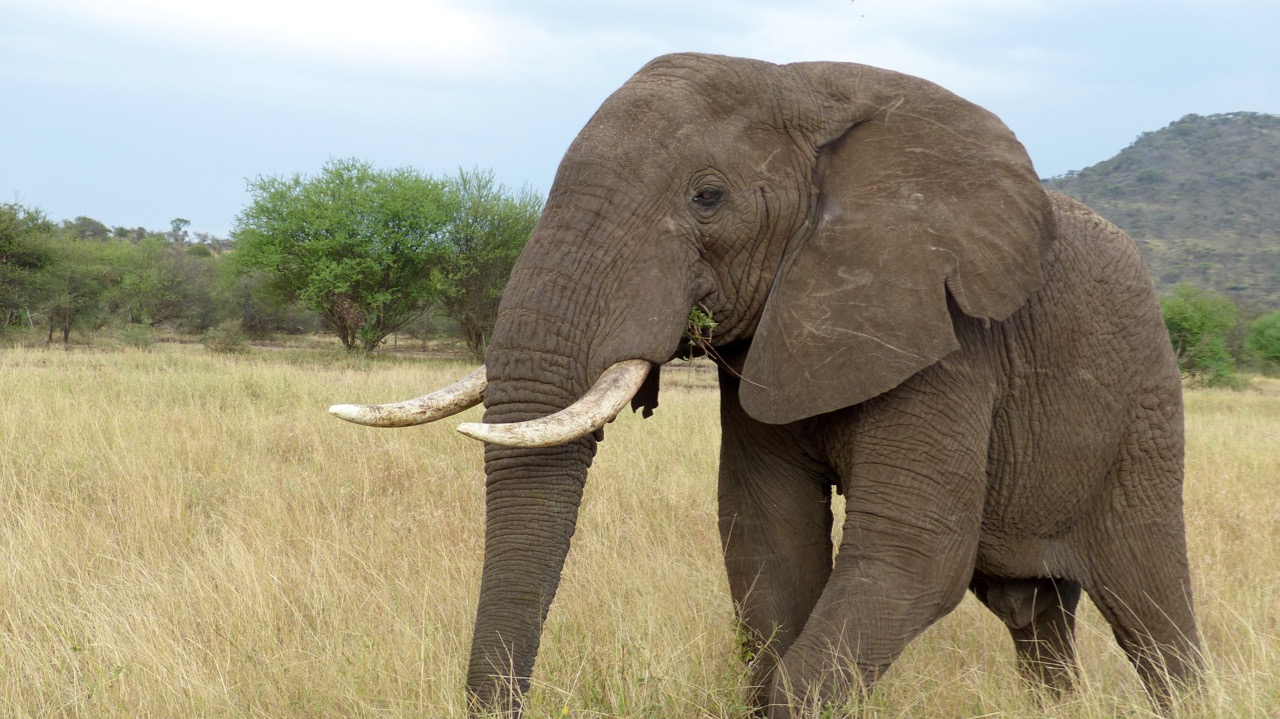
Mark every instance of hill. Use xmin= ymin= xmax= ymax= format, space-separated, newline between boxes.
xmin=1044 ymin=112 xmax=1280 ymax=310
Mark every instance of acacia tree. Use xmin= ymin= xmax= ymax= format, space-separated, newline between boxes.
xmin=41 ymin=237 xmax=122 ymax=343
xmin=233 ymin=158 xmax=455 ymax=351
xmin=435 ymin=169 xmax=542 ymax=359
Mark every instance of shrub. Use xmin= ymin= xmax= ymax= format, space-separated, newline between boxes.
xmin=1246 ymin=310 xmax=1280 ymax=372
xmin=1160 ymin=283 xmax=1241 ymax=387
xmin=116 ymin=323 xmax=154 ymax=350
xmin=201 ymin=320 xmax=248 ymax=354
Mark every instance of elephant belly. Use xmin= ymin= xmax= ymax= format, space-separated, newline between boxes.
xmin=976 ymin=196 xmax=1173 ymax=577
xmin=977 ymin=395 xmax=1124 ymax=578
xmin=984 ymin=371 xmax=1129 ymax=524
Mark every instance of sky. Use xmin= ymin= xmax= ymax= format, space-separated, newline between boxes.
xmin=2 ymin=0 xmax=1278 ymax=237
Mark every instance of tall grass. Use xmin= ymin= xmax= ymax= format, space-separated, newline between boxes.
xmin=0 ymin=345 xmax=1275 ymax=717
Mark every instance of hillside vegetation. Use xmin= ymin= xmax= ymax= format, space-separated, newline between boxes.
xmin=1045 ymin=112 xmax=1280 ymax=309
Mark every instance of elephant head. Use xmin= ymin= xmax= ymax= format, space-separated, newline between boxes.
xmin=332 ymin=53 xmax=1055 ymax=713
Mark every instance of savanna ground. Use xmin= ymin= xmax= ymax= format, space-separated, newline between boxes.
xmin=1 ymin=341 xmax=1276 ymax=718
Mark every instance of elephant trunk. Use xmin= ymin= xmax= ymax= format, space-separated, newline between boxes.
xmin=464 ymin=166 xmax=693 ymax=714
xmin=466 ymin=433 xmax=594 ymax=713
xmin=465 ymin=275 xmax=599 ymax=711
xmin=464 ymin=246 xmax=607 ymax=714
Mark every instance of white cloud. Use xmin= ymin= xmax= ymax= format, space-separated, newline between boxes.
xmin=656 ymin=1 xmax=1064 ymax=103
xmin=25 ymin=0 xmax=558 ymax=80
xmin=4 ymin=0 xmax=1276 ymax=226
xmin=5 ymin=0 xmax=1075 ymax=102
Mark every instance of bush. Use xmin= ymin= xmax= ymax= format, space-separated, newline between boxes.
xmin=1160 ymin=283 xmax=1241 ymax=387
xmin=227 ymin=271 xmax=320 ymax=339
xmin=116 ymin=323 xmax=154 ymax=350
xmin=1246 ymin=310 xmax=1280 ymax=372
xmin=201 ymin=320 xmax=248 ymax=354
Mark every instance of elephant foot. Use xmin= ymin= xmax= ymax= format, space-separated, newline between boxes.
xmin=763 ymin=655 xmax=885 ymax=719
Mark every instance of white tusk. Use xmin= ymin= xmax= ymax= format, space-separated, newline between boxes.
xmin=456 ymin=359 xmax=651 ymax=447
xmin=329 ymin=365 xmax=487 ymax=427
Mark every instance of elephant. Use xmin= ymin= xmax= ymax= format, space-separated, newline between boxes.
xmin=331 ymin=53 xmax=1200 ymax=716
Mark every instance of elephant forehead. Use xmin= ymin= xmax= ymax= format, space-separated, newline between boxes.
xmin=578 ymin=95 xmax=712 ymax=158
xmin=575 ymin=69 xmax=780 ymax=157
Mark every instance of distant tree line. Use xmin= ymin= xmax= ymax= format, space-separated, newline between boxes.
xmin=8 ymin=159 xmax=1278 ymax=381
xmin=1 ymin=201 xmax=275 ymax=345
xmin=1 ymin=160 xmax=543 ymax=359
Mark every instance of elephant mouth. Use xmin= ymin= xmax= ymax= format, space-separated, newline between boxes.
xmin=673 ymin=336 xmax=711 ymax=361
xmin=329 ymin=359 xmax=653 ymax=448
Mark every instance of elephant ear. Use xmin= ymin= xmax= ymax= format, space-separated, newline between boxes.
xmin=739 ymin=62 xmax=1055 ymax=425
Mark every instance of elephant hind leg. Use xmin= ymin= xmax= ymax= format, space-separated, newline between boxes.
xmin=1085 ymin=391 xmax=1201 ymax=708
xmin=971 ymin=573 xmax=1081 ymax=694
xmin=1085 ymin=530 xmax=1201 ymax=709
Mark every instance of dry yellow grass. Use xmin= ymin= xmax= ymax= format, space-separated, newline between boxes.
xmin=0 ymin=345 xmax=1275 ymax=718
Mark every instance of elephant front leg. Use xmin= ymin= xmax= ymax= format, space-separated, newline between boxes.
xmin=767 ymin=392 xmax=990 ymax=717
xmin=717 ymin=369 xmax=838 ymax=711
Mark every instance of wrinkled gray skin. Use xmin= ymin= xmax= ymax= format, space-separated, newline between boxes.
xmin=469 ymin=53 xmax=1198 ymax=716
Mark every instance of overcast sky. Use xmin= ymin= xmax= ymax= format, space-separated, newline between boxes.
xmin=3 ymin=0 xmax=1277 ymax=236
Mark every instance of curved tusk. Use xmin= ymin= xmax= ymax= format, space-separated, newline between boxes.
xmin=329 ymin=365 xmax=487 ymax=427
xmin=456 ymin=359 xmax=651 ymax=447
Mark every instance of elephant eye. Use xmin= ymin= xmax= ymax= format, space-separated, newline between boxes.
xmin=691 ymin=188 xmax=724 ymax=208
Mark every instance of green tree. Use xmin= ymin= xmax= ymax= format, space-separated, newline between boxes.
xmin=1245 ymin=310 xmax=1280 ymax=371
xmin=64 ymin=216 xmax=110 ymax=241
xmin=41 ymin=237 xmax=122 ymax=343
xmin=1160 ymin=283 xmax=1239 ymax=386
xmin=233 ymin=158 xmax=455 ymax=351
xmin=435 ymin=168 xmax=542 ymax=359
xmin=109 ymin=235 xmax=224 ymax=331
xmin=168 ymin=218 xmax=191 ymax=244
xmin=0 ymin=202 xmax=56 ymax=331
